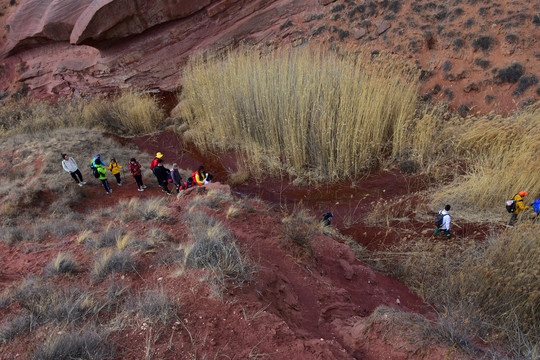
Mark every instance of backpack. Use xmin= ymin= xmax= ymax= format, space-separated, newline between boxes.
xmin=505 ymin=200 xmax=516 ymax=213
xmin=90 ymin=162 xmax=99 ymax=178
xmin=435 ymin=212 xmax=445 ymax=228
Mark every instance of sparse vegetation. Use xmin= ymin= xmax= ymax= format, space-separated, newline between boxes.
xmin=116 ymin=197 xmax=170 ymax=222
xmin=472 ymin=35 xmax=495 ymax=52
xmin=132 ymin=287 xmax=180 ymax=324
xmin=368 ymin=225 xmax=540 ymax=357
xmin=92 ymin=249 xmax=136 ymax=280
xmin=513 ymin=75 xmax=539 ymax=96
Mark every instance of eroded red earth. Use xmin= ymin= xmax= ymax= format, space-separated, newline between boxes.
xmin=0 ymin=132 xmax=484 ymax=359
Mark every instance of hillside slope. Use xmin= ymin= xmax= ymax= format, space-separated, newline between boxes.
xmin=0 ymin=0 xmax=538 ymax=113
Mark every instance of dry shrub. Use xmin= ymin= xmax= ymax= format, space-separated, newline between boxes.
xmin=183 ymin=211 xmax=252 ymax=286
xmin=188 ymin=189 xmax=233 ymax=210
xmin=116 ymin=197 xmax=169 ymax=222
xmin=369 ymin=225 xmax=540 ymax=357
xmin=281 ymin=207 xmax=319 ymax=248
xmin=132 ymin=287 xmax=180 ymax=324
xmin=10 ymin=280 xmax=98 ymax=331
xmin=0 ymin=92 xmax=164 ymax=136
xmin=92 ymin=250 xmax=136 ymax=281
xmin=227 ymin=168 xmax=250 ymax=185
xmin=180 ymin=46 xmax=420 ymax=181
xmin=31 ymin=328 xmax=114 ymax=360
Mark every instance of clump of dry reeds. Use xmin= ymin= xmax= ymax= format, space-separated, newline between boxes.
xmin=433 ymin=107 xmax=540 ymax=217
xmin=180 ymin=46 xmax=420 ymax=181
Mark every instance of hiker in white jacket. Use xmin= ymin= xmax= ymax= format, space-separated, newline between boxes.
xmin=61 ymin=154 xmax=86 ymax=186
xmin=433 ymin=204 xmax=454 ymax=240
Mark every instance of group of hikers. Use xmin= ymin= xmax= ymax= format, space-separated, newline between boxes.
xmin=433 ymin=191 xmax=540 ymax=240
xmin=63 ymin=152 xmax=539 ymax=237
xmin=61 ymin=152 xmax=213 ymax=196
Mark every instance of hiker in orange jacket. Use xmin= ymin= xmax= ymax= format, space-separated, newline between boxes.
xmin=508 ymin=191 xmax=530 ymax=227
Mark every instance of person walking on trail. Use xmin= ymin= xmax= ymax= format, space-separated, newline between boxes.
xmin=531 ymin=197 xmax=540 ymax=223
xmin=129 ymin=158 xmax=146 ymax=192
xmin=61 ymin=154 xmax=86 ymax=186
xmin=507 ymin=191 xmax=530 ymax=227
xmin=107 ymin=158 xmax=123 ymax=186
xmin=95 ymin=163 xmax=112 ymax=194
xmin=433 ymin=204 xmax=453 ymax=240
xmin=179 ymin=177 xmax=194 ymax=190
xmin=169 ymin=163 xmax=183 ymax=193
xmin=154 ymin=159 xmax=172 ymax=195
xmin=150 ymin=152 xmax=164 ymax=185
xmin=92 ymin=154 xmax=106 ymax=167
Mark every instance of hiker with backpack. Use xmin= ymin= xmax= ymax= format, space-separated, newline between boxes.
xmin=107 ymin=158 xmax=123 ymax=186
xmin=129 ymin=158 xmax=146 ymax=192
xmin=95 ymin=163 xmax=112 ymax=194
xmin=91 ymin=154 xmax=106 ymax=167
xmin=153 ymin=159 xmax=172 ymax=195
xmin=179 ymin=177 xmax=195 ymax=191
xmin=507 ymin=191 xmax=530 ymax=227
xmin=433 ymin=204 xmax=453 ymax=240
xmin=169 ymin=163 xmax=183 ymax=193
xmin=150 ymin=152 xmax=163 ymax=185
xmin=61 ymin=154 xmax=86 ymax=186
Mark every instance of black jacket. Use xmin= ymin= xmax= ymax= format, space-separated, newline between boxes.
xmin=153 ymin=165 xmax=170 ymax=183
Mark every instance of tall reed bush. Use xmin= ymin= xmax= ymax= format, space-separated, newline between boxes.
xmin=180 ymin=47 xmax=420 ymax=181
xmin=433 ymin=107 xmax=540 ymax=214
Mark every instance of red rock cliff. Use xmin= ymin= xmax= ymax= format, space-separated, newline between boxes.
xmin=0 ymin=0 xmax=538 ymax=113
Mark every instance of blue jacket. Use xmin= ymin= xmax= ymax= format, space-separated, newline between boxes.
xmin=532 ymin=199 xmax=540 ymax=214
xmin=92 ymin=156 xmax=106 ymax=167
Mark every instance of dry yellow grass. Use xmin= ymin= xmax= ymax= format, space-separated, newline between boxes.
xmin=180 ymin=46 xmax=420 ymax=181
xmin=433 ymin=107 xmax=540 ymax=216
xmin=0 ymin=91 xmax=164 ymax=136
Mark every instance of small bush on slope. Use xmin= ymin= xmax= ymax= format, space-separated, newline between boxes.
xmin=31 ymin=328 xmax=114 ymax=360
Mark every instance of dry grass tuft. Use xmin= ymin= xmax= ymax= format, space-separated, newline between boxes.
xmin=92 ymin=250 xmax=136 ymax=281
xmin=132 ymin=287 xmax=180 ymax=325
xmin=31 ymin=328 xmax=114 ymax=360
xmin=180 ymin=46 xmax=420 ymax=181
xmin=182 ymin=211 xmax=252 ymax=286
xmin=46 ymin=253 xmax=78 ymax=275
xmin=116 ymin=197 xmax=170 ymax=222
xmin=281 ymin=207 xmax=319 ymax=248
xmin=226 ymin=206 xmax=241 ymax=219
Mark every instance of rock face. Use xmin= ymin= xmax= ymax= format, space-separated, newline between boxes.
xmin=0 ymin=0 xmax=538 ymax=113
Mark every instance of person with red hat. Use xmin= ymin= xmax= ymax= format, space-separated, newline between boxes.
xmin=508 ymin=191 xmax=530 ymax=227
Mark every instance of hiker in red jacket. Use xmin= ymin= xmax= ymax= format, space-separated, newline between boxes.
xmin=129 ymin=158 xmax=146 ymax=192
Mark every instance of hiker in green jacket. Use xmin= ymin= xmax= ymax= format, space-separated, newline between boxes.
xmin=95 ymin=163 xmax=112 ymax=194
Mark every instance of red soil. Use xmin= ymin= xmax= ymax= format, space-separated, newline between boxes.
xmin=0 ymin=132 xmax=484 ymax=359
